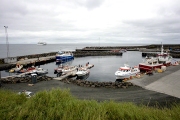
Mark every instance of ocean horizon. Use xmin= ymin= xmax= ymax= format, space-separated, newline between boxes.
xmin=0 ymin=43 xmax=148 ymax=58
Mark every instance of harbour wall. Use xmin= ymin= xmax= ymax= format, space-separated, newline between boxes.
xmin=142 ymin=52 xmax=180 ymax=58
xmin=0 ymin=52 xmax=57 ymax=64
xmin=73 ymin=51 xmax=122 ymax=57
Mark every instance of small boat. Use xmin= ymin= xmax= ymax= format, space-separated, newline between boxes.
xmin=26 ymin=66 xmax=36 ymax=72
xmin=9 ymin=64 xmax=23 ymax=73
xmin=115 ymin=64 xmax=140 ymax=80
xmin=56 ymin=51 xmax=74 ymax=63
xmin=25 ymin=67 xmax=48 ymax=75
xmin=32 ymin=68 xmax=48 ymax=75
xmin=172 ymin=61 xmax=179 ymax=66
xmin=62 ymin=66 xmax=77 ymax=74
xmin=76 ymin=67 xmax=90 ymax=78
xmin=37 ymin=41 xmax=47 ymax=45
xmin=54 ymin=64 xmax=64 ymax=74
xmin=119 ymin=48 xmax=127 ymax=53
xmin=139 ymin=56 xmax=163 ymax=72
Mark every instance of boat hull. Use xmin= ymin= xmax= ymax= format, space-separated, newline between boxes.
xmin=139 ymin=63 xmax=162 ymax=72
xmin=76 ymin=72 xmax=90 ymax=79
xmin=56 ymin=56 xmax=74 ymax=62
xmin=115 ymin=75 xmax=131 ymax=80
xmin=76 ymin=70 xmax=90 ymax=77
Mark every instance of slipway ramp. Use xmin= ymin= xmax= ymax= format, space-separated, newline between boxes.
xmin=129 ymin=65 xmax=180 ymax=98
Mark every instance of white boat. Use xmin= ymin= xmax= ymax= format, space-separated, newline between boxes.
xmin=62 ymin=66 xmax=77 ymax=74
xmin=9 ymin=64 xmax=23 ymax=73
xmin=139 ymin=56 xmax=163 ymax=71
xmin=37 ymin=41 xmax=47 ymax=45
xmin=157 ymin=43 xmax=172 ymax=66
xmin=76 ymin=67 xmax=90 ymax=77
xmin=30 ymin=67 xmax=48 ymax=75
xmin=35 ymin=68 xmax=48 ymax=75
xmin=115 ymin=64 xmax=140 ymax=80
xmin=54 ymin=64 xmax=64 ymax=74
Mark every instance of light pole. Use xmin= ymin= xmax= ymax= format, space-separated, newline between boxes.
xmin=4 ymin=26 xmax=9 ymax=63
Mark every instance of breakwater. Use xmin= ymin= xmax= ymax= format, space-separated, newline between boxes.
xmin=74 ymin=51 xmax=122 ymax=57
xmin=0 ymin=49 xmax=122 ymax=70
xmin=0 ymin=52 xmax=57 ymax=64
xmin=61 ymin=78 xmax=134 ymax=89
xmin=142 ymin=52 xmax=180 ymax=58
xmin=1 ymin=76 xmax=53 ymax=84
xmin=1 ymin=75 xmax=134 ymax=89
xmin=0 ymin=57 xmax=55 ymax=71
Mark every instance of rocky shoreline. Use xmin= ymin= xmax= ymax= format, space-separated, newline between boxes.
xmin=1 ymin=75 xmax=134 ymax=89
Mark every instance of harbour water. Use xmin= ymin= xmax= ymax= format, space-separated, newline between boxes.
xmin=0 ymin=44 xmax=156 ymax=82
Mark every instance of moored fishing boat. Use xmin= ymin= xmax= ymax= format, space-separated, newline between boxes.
xmin=115 ymin=64 xmax=140 ymax=80
xmin=139 ymin=56 xmax=163 ymax=72
xmin=56 ymin=51 xmax=74 ymax=63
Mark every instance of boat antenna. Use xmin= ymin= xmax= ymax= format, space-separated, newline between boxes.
xmin=161 ymin=42 xmax=163 ymax=54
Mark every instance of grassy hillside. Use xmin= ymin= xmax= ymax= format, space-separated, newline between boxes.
xmin=0 ymin=88 xmax=180 ymax=120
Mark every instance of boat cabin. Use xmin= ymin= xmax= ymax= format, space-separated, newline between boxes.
xmin=119 ymin=67 xmax=131 ymax=72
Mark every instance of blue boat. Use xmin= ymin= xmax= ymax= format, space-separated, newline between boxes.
xmin=56 ymin=51 xmax=74 ymax=63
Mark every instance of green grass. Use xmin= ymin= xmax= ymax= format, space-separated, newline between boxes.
xmin=0 ymin=88 xmax=180 ymax=120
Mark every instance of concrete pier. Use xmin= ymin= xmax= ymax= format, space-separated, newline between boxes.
xmin=53 ymin=64 xmax=94 ymax=81
xmin=129 ymin=65 xmax=180 ymax=98
xmin=53 ymin=72 xmax=73 ymax=81
xmin=0 ymin=56 xmax=55 ymax=70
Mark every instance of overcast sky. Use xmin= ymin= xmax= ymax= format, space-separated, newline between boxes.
xmin=0 ymin=0 xmax=180 ymax=44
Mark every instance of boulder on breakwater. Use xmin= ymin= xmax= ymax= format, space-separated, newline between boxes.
xmin=1 ymin=76 xmax=53 ymax=84
xmin=1 ymin=75 xmax=134 ymax=89
xmin=61 ymin=78 xmax=134 ymax=89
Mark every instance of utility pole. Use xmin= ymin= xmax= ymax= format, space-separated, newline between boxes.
xmin=4 ymin=26 xmax=9 ymax=63
xmin=99 ymin=37 xmax=100 ymax=48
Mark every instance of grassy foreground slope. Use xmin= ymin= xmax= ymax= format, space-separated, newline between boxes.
xmin=0 ymin=88 xmax=180 ymax=120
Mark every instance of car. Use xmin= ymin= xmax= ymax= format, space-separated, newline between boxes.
xmin=18 ymin=90 xmax=33 ymax=98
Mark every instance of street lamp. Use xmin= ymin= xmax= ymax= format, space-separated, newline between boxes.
xmin=4 ymin=26 xmax=9 ymax=63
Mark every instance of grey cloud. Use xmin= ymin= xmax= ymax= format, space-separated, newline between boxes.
xmin=76 ymin=0 xmax=105 ymax=10
xmin=0 ymin=0 xmax=28 ymax=17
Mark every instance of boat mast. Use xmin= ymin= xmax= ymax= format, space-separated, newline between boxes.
xmin=161 ymin=42 xmax=164 ymax=54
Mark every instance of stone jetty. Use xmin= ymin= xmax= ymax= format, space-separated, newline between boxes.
xmin=1 ymin=75 xmax=53 ymax=84
xmin=1 ymin=75 xmax=134 ymax=89
xmin=60 ymin=78 xmax=134 ymax=89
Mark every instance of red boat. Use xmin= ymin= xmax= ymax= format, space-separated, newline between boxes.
xmin=139 ymin=56 xmax=163 ymax=72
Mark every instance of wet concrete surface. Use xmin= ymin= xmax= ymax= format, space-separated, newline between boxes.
xmin=130 ymin=65 xmax=180 ymax=99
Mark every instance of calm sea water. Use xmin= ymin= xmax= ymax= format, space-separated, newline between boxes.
xmin=0 ymin=44 xmax=145 ymax=81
